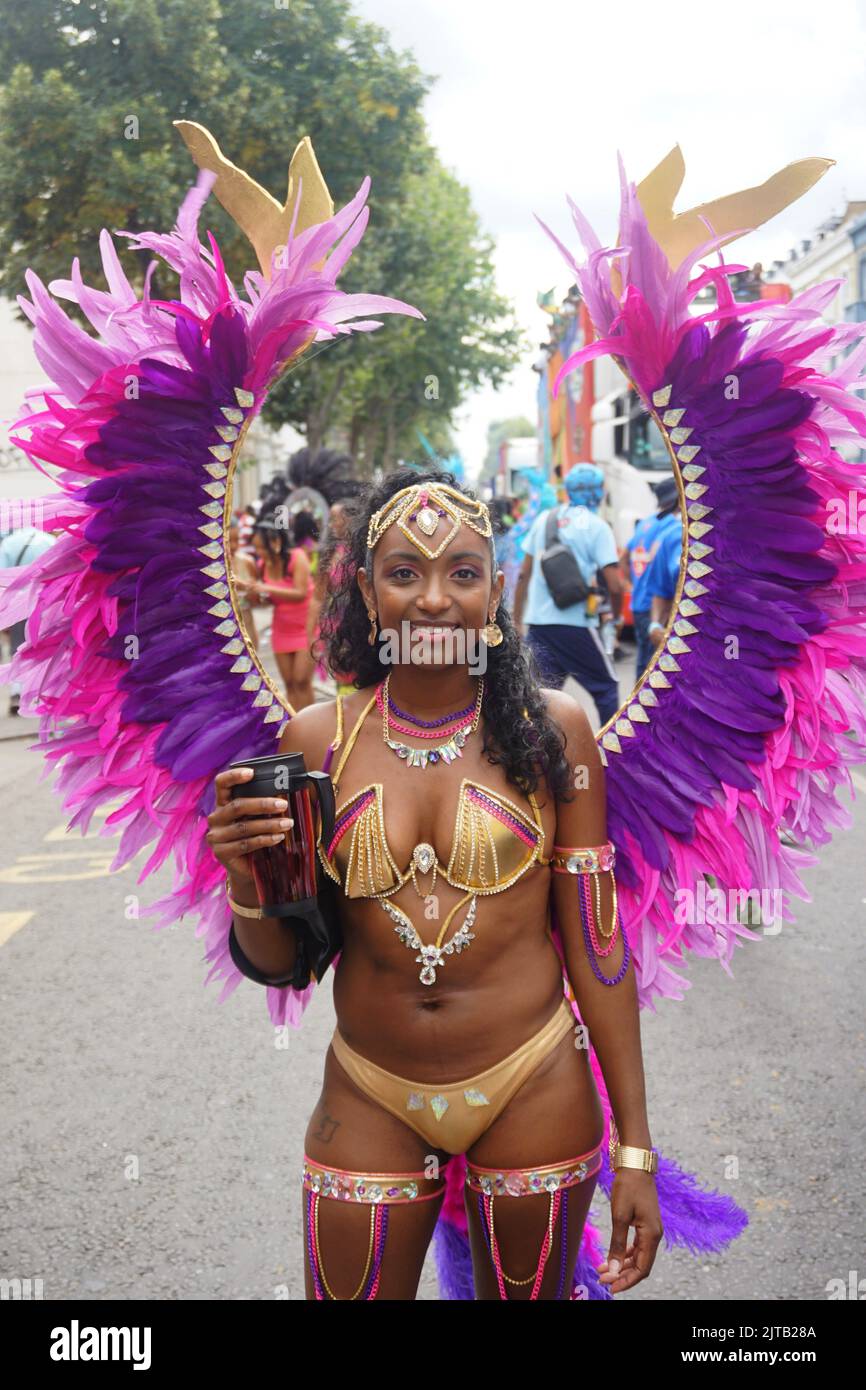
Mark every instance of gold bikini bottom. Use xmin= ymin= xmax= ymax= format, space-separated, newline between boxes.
xmin=329 ymin=997 xmax=576 ymax=1154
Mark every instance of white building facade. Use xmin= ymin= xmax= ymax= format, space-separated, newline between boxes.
xmin=766 ymin=200 xmax=866 ymax=461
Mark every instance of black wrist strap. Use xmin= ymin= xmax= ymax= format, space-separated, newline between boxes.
xmin=227 ymin=920 xmax=298 ymax=988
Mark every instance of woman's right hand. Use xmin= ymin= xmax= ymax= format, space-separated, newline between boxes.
xmin=206 ymin=767 xmax=294 ymax=884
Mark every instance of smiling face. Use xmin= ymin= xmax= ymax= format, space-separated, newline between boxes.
xmin=251 ymin=531 xmax=267 ymax=560
xmin=357 ymin=521 xmax=504 ymax=669
xmin=252 ymin=529 xmax=281 ymax=563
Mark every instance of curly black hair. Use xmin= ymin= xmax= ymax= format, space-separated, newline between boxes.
xmin=318 ymin=467 xmax=574 ymax=804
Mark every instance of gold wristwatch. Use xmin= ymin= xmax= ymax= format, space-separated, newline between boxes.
xmin=609 ymin=1122 xmax=658 ymax=1174
xmin=611 ymin=1143 xmax=658 ymax=1174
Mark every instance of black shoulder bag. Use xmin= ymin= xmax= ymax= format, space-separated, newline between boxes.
xmin=538 ymin=507 xmax=590 ymax=609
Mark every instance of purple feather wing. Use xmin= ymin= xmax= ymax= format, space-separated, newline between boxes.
xmin=0 ymin=169 xmax=422 ymax=1030
xmin=541 ymin=162 xmax=866 ymax=1013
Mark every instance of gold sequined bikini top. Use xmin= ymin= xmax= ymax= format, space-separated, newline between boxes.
xmin=317 ymin=690 xmax=550 ymax=899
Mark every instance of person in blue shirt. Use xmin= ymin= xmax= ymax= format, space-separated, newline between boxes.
xmin=513 ymin=463 xmax=624 ymax=727
xmin=644 ymin=502 xmax=684 ymax=653
xmin=626 ymin=476 xmax=680 ymax=680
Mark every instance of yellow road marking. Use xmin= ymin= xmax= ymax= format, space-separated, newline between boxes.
xmin=15 ymin=851 xmax=122 ymax=861
xmin=0 ymin=911 xmax=34 ymax=946
xmin=43 ymin=800 xmax=128 ymax=842
xmin=0 ymin=856 xmax=118 ymax=884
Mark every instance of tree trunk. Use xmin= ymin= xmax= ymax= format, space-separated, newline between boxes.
xmin=383 ymin=404 xmax=396 ymax=472
xmin=349 ymin=413 xmax=362 ymax=459
xmin=362 ymin=417 xmax=381 ymax=477
xmin=306 ymin=364 xmax=345 ymax=454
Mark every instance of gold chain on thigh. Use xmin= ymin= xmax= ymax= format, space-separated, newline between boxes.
xmin=313 ymin=1196 xmax=377 ymax=1301
xmin=489 ymin=1191 xmax=557 ymax=1285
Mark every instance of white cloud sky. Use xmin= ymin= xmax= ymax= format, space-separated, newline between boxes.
xmin=352 ymin=0 xmax=866 ymax=475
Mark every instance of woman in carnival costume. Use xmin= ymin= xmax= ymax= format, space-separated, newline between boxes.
xmin=214 ymin=462 xmax=662 ymax=1300
xmin=3 ymin=126 xmax=866 ymax=1299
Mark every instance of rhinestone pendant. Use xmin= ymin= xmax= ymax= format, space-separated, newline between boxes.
xmin=413 ymin=843 xmax=435 ymax=874
xmin=381 ymin=893 xmax=476 ymax=986
xmin=416 ymin=506 xmax=439 ymax=535
xmin=417 ymin=943 xmax=445 ymax=985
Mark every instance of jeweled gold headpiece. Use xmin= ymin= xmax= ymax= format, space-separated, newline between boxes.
xmin=366 ymin=484 xmax=492 ymax=561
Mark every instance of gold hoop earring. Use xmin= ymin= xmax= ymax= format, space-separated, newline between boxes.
xmin=367 ymin=612 xmax=378 ymax=646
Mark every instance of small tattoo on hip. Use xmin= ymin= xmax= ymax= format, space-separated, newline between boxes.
xmin=312 ymin=1111 xmax=341 ymax=1144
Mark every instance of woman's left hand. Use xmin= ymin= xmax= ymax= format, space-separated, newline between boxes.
xmin=597 ymin=1170 xmax=664 ymax=1293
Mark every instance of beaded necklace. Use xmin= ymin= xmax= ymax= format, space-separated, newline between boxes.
xmin=386 ymin=690 xmax=477 ymax=728
xmin=380 ymin=673 xmax=484 ymax=769
xmin=374 ymin=685 xmax=475 ymax=740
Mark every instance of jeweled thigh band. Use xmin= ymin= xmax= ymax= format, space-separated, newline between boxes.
xmin=302 ymin=1155 xmax=447 ymax=1204
xmin=304 ymin=1155 xmax=447 ymax=1298
xmin=469 ymin=1145 xmax=603 ymax=1300
xmin=464 ymin=1144 xmax=603 ymax=1196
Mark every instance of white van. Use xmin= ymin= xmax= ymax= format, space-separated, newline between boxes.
xmin=590 ymin=360 xmax=674 ymax=548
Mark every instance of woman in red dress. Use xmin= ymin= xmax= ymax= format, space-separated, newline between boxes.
xmin=241 ymin=520 xmax=315 ymax=710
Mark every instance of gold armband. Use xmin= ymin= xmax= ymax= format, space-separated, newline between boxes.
xmin=551 ymin=842 xmax=616 ymax=874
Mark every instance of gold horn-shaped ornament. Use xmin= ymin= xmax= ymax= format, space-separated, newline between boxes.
xmin=612 ymin=143 xmax=834 ymax=293
xmin=173 ymin=120 xmax=334 ymax=279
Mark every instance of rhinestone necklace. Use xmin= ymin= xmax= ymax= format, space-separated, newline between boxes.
xmin=377 ymin=891 xmax=477 ymax=986
xmin=381 ymin=673 xmax=484 ymax=768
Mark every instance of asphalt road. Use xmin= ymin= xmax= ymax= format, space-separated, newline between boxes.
xmin=1 ymin=686 xmax=864 ymax=1303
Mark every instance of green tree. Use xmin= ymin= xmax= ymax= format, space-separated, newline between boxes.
xmin=482 ymin=416 xmax=536 ymax=479
xmin=267 ymin=156 xmax=525 ymax=471
xmin=0 ymin=0 xmax=522 ymax=465
xmin=0 ymin=0 xmax=428 ymax=292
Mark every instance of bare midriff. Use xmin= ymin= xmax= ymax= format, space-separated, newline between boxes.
xmin=331 ymin=858 xmax=569 ymax=1084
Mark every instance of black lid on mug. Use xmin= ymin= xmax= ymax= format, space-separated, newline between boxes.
xmin=228 ymin=752 xmax=307 ymax=798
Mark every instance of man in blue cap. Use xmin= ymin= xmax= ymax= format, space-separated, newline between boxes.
xmin=513 ymin=463 xmax=623 ymax=727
